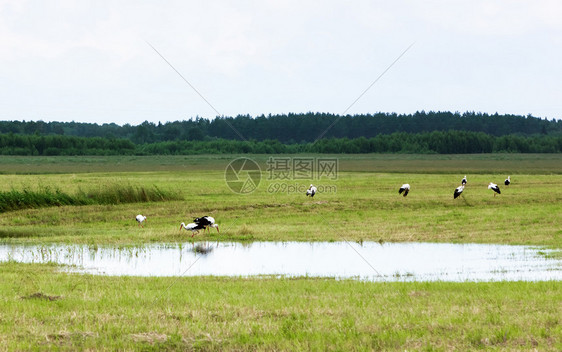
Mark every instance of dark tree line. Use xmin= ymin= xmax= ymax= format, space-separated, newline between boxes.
xmin=0 ymin=133 xmax=135 ymax=156
xmin=1 ymin=131 xmax=561 ymax=155
xmin=1 ymin=111 xmax=560 ymax=144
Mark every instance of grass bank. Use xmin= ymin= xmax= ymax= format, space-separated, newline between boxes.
xmin=0 ymin=262 xmax=560 ymax=351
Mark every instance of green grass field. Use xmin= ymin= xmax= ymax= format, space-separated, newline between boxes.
xmin=1 ymin=153 xmax=562 ymax=174
xmin=1 ymin=262 xmax=560 ymax=351
xmin=0 ymin=154 xmax=560 ymax=246
xmin=0 ymin=154 xmax=561 ymax=350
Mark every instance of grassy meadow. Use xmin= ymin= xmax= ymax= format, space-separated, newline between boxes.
xmin=0 ymin=154 xmax=560 ymax=246
xmin=0 ymin=154 xmax=561 ymax=350
xmin=1 ymin=153 xmax=562 ymax=174
xmin=0 ymin=262 xmax=560 ymax=351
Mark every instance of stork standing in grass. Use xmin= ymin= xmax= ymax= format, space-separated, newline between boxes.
xmin=488 ymin=182 xmax=501 ymax=196
xmin=454 ymin=185 xmax=464 ymax=199
xmin=306 ymin=184 xmax=317 ymax=197
xmin=194 ymin=216 xmax=219 ymax=233
xmin=461 ymin=175 xmax=467 ymax=186
xmin=504 ymin=176 xmax=511 ymax=186
xmin=180 ymin=222 xmax=206 ymax=237
xmin=398 ymin=184 xmax=410 ymax=197
xmin=135 ymin=215 xmax=147 ymax=228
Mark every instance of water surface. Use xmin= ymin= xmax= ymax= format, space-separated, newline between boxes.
xmin=1 ymin=242 xmax=560 ymax=282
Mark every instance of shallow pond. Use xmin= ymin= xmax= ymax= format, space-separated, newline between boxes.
xmin=1 ymin=242 xmax=560 ymax=282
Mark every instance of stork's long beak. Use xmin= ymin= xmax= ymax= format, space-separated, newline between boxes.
xmin=215 ymin=226 xmax=220 ymax=233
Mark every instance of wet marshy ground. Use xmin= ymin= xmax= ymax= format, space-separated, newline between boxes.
xmin=1 ymin=241 xmax=560 ymax=282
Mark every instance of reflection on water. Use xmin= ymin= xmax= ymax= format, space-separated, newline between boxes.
xmin=1 ymin=242 xmax=560 ymax=282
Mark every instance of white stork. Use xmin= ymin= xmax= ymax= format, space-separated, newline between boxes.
xmin=504 ymin=176 xmax=510 ymax=186
xmin=135 ymin=214 xmax=147 ymax=228
xmin=306 ymin=184 xmax=317 ymax=197
xmin=488 ymin=182 xmax=501 ymax=196
xmin=398 ymin=184 xmax=410 ymax=197
xmin=454 ymin=185 xmax=464 ymax=199
xmin=193 ymin=216 xmax=220 ymax=233
xmin=461 ymin=175 xmax=467 ymax=186
xmin=180 ymin=222 xmax=206 ymax=237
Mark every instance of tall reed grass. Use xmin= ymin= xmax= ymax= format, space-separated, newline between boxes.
xmin=0 ymin=185 xmax=181 ymax=213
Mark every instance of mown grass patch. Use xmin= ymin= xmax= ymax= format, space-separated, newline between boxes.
xmin=1 ymin=154 xmax=561 ymax=174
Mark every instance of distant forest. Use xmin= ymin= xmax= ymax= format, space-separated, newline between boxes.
xmin=0 ymin=111 xmax=561 ymax=155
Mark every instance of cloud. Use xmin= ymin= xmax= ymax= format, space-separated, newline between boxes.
xmin=0 ymin=0 xmax=560 ymax=123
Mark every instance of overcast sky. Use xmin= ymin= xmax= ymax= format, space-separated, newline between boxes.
xmin=1 ymin=1 xmax=561 ymax=125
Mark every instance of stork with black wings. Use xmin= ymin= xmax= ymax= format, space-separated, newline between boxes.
xmin=454 ymin=185 xmax=464 ymax=199
xmin=488 ymin=182 xmax=501 ymax=196
xmin=398 ymin=184 xmax=410 ymax=197
xmin=193 ymin=216 xmax=219 ymax=233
